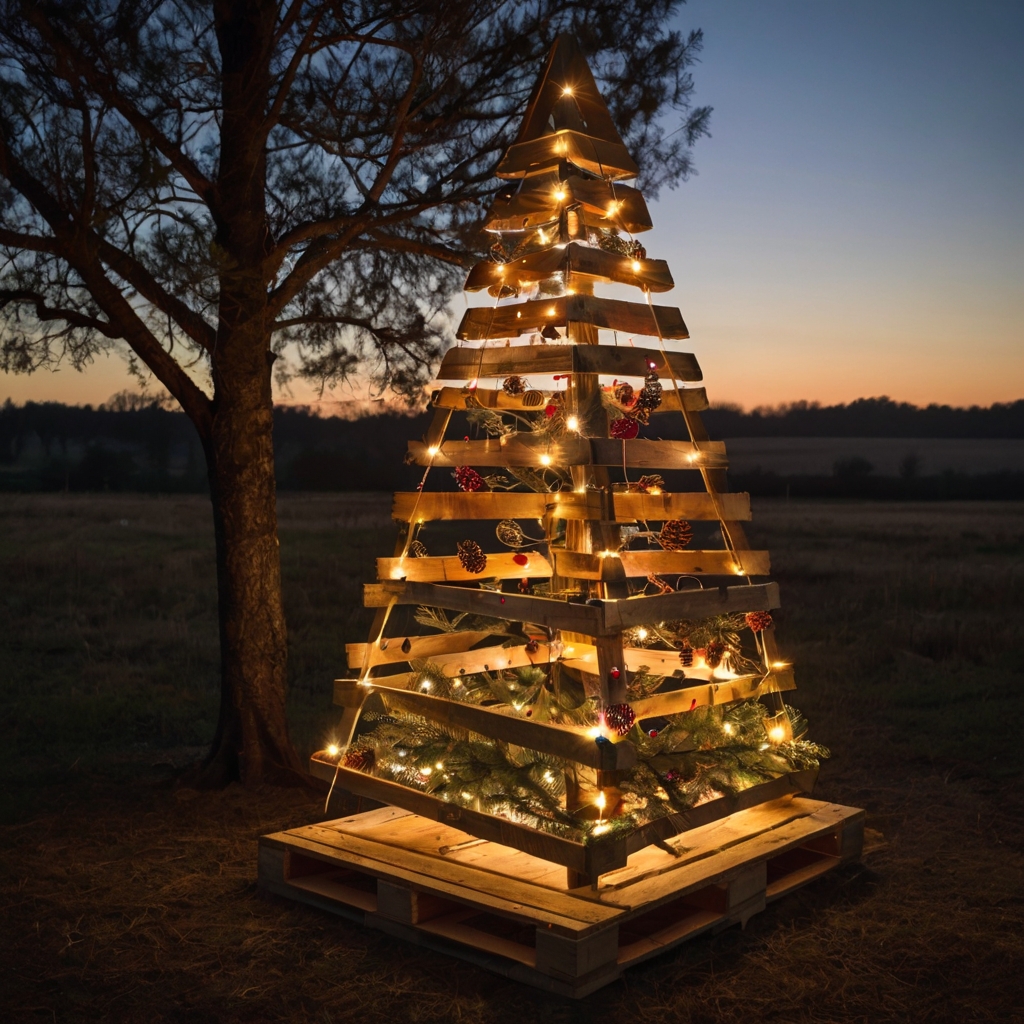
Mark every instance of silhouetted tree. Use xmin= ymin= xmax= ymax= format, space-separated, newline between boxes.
xmin=0 ymin=1 xmax=711 ymax=784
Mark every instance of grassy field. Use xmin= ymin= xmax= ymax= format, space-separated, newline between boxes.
xmin=1 ymin=493 xmax=1023 ymax=1023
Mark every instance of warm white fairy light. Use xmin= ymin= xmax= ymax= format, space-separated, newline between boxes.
xmin=327 ymin=744 xmax=339 ymax=757
xmin=566 ymin=415 xmax=579 ymax=431
xmin=554 ymin=188 xmax=566 ymax=201
xmin=419 ymin=677 xmax=432 ymax=691
xmin=768 ymin=723 xmax=787 ymax=743
xmin=722 ymin=722 xmax=734 ymax=736
xmin=539 ymin=453 xmax=552 ymax=466
xmin=543 ymin=770 xmax=554 ymax=783
xmin=631 ymin=260 xmax=641 ymax=271
xmin=636 ymin=627 xmax=648 ymax=641
xmin=561 ymin=85 xmax=573 ymax=96
xmin=427 ymin=444 xmax=439 ymax=457
xmin=420 ymin=766 xmax=433 ymax=776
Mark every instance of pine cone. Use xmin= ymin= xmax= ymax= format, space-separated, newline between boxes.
xmin=704 ymin=641 xmax=726 ymax=668
xmin=610 ymin=416 xmax=639 ymax=439
xmin=635 ymin=474 xmax=665 ymax=493
xmin=659 ymin=519 xmax=693 ymax=551
xmin=635 ymin=373 xmax=663 ymax=413
xmin=408 ymin=540 xmax=428 ymax=558
xmin=604 ymin=703 xmax=636 ymax=736
xmin=613 ymin=381 xmax=635 ymax=407
xmin=453 ymin=466 xmax=484 ymax=492
xmin=502 ymin=374 xmax=526 ymax=396
xmin=341 ymin=748 xmax=375 ymax=772
xmin=679 ymin=641 xmax=694 ymax=667
xmin=745 ymin=610 xmax=774 ymax=632
xmin=457 ymin=539 xmax=488 ymax=574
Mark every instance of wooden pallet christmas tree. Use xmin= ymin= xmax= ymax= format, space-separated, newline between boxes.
xmin=260 ymin=36 xmax=864 ymax=995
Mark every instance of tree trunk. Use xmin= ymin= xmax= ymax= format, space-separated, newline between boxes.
xmin=200 ymin=363 xmax=305 ymax=787
xmin=196 ymin=0 xmax=305 ymax=787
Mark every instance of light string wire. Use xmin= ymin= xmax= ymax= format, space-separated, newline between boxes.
xmin=642 ymin=287 xmax=749 ymax=581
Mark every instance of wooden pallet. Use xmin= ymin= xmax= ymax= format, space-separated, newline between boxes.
xmin=259 ymin=795 xmax=864 ymax=997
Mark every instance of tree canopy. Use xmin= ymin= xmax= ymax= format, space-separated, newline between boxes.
xmin=0 ymin=0 xmax=711 ymax=407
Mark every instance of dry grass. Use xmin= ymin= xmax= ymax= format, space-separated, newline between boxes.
xmin=1 ymin=494 xmax=1023 ymax=1023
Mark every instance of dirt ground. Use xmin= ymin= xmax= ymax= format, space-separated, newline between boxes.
xmin=1 ymin=494 xmax=1022 ymax=1023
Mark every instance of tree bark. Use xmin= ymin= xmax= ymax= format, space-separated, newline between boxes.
xmin=197 ymin=0 xmax=305 ymax=786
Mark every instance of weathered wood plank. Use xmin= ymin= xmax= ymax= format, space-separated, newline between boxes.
xmin=430 ymin=385 xmax=709 ymax=415
xmin=307 ymin=756 xmax=624 ymax=876
xmin=346 ymin=631 xmax=495 ymax=670
xmin=407 ymin=437 xmax=726 ymax=470
xmin=391 ymin=489 xmax=750 ymax=524
xmin=375 ymin=688 xmax=636 ymax=770
xmin=465 ymin=243 xmax=674 ymax=293
xmin=485 ymin=174 xmax=651 ymax=235
xmin=362 ymin=581 xmax=781 ymax=636
xmin=377 ymin=552 xmax=553 ymax=583
xmin=613 ymin=491 xmax=750 ymax=522
xmin=601 ymin=582 xmax=781 ymax=633
xmin=455 ymin=299 xmax=689 ymax=343
xmin=553 ymin=549 xmax=769 ymax=581
xmin=438 ymin=341 xmax=697 ymax=379
xmin=496 ymin=129 xmax=638 ymax=180
xmin=628 ymin=667 xmax=796 ymax=720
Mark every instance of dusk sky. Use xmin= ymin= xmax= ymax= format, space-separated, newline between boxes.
xmin=3 ymin=0 xmax=1022 ymax=411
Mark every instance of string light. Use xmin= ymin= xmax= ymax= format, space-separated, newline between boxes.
xmin=539 ymin=453 xmax=552 ymax=466
xmin=631 ymin=260 xmax=641 ymax=272
xmin=427 ymin=445 xmax=439 ymax=457
xmin=561 ymin=85 xmax=573 ymax=96
xmin=419 ymin=677 xmax=432 ymax=691
xmin=636 ymin=627 xmax=648 ymax=641
xmin=566 ymin=415 xmax=579 ymax=431
xmin=554 ymin=188 xmax=566 ymax=201
xmin=326 ymin=744 xmax=339 ymax=757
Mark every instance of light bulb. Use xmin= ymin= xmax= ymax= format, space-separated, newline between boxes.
xmin=427 ymin=445 xmax=439 ymax=457
xmin=722 ymin=722 xmax=734 ymax=736
xmin=554 ymin=189 xmax=566 ymax=201
xmin=561 ymin=85 xmax=573 ymax=96
xmin=419 ymin=677 xmax=432 ymax=691
xmin=595 ymin=791 xmax=607 ymax=811
xmin=768 ymin=725 xmax=787 ymax=744
xmin=420 ymin=766 xmax=433 ymax=776
xmin=566 ymin=415 xmax=579 ymax=431
xmin=539 ymin=453 xmax=552 ymax=466
xmin=636 ymin=627 xmax=648 ymax=641
xmin=326 ymin=744 xmax=339 ymax=757
xmin=631 ymin=260 xmax=641 ymax=272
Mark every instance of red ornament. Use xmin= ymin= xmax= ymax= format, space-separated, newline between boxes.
xmin=610 ymin=417 xmax=639 ymax=439
xmin=512 ymin=553 xmax=529 ymax=566
xmin=453 ymin=466 xmax=484 ymax=492
xmin=609 ymin=666 xmax=621 ymax=680
xmin=545 ymin=404 xmax=558 ymax=418
xmin=745 ymin=611 xmax=774 ymax=632
xmin=604 ymin=703 xmax=636 ymax=736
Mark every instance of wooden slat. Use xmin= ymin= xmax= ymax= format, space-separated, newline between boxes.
xmin=341 ymin=640 xmax=559 ymax=690
xmin=602 ymin=582 xmax=782 ymax=633
xmin=362 ymin=580 xmax=781 ymax=637
xmin=407 ymin=437 xmax=726 ymax=470
xmin=391 ymin=489 xmax=750 ymax=525
xmin=346 ymin=630 xmax=495 ymax=670
xmin=378 ymin=552 xmax=553 ymax=583
xmin=613 ymin=491 xmax=751 ymax=522
xmin=374 ymin=687 xmax=637 ymax=770
xmin=308 ymin=757 xmax=621 ymax=876
xmin=553 ymin=549 xmax=769 ymax=581
xmin=430 ymin=385 xmax=709 ymax=414
xmin=465 ymin=244 xmax=674 ymax=293
xmin=438 ymin=341 xmax=697 ymax=379
xmin=454 ymin=298 xmax=689 ymax=343
xmin=628 ymin=668 xmax=796 ymax=721
xmin=484 ymin=175 xmax=652 ymax=234
xmin=267 ymin=821 xmax=615 ymax=930
xmin=495 ymin=129 xmax=639 ymax=180
xmin=362 ymin=581 xmax=605 ymax=632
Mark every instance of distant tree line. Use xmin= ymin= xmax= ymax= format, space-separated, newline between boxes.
xmin=702 ymin=397 xmax=1024 ymax=439
xmin=1 ymin=395 xmax=1022 ymax=497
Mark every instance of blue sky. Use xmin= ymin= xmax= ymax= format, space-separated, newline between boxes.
xmin=653 ymin=0 xmax=1024 ymax=407
xmin=3 ymin=0 xmax=1022 ymax=410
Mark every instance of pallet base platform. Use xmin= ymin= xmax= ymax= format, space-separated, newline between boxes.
xmin=259 ymin=795 xmax=864 ymax=997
